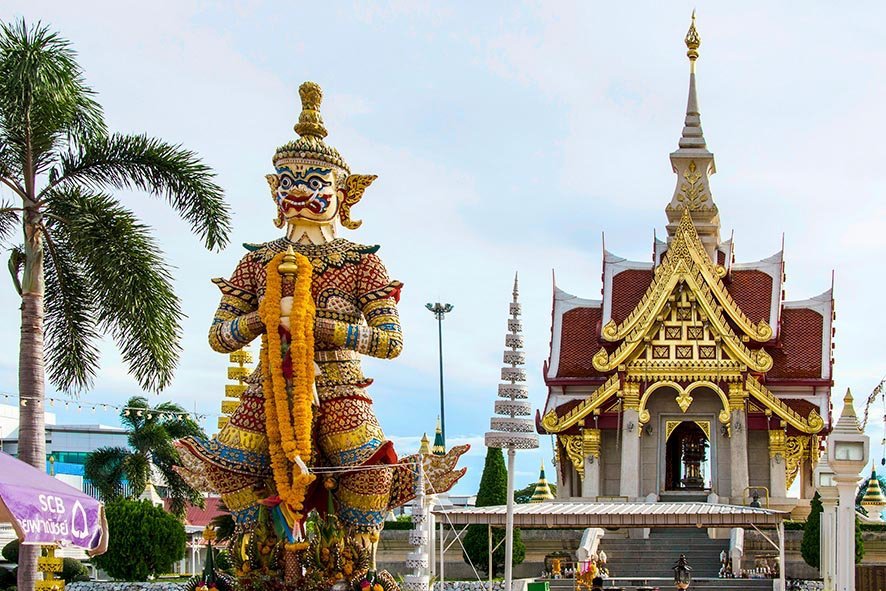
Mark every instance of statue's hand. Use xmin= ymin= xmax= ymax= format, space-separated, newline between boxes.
xmin=279 ymin=296 xmax=293 ymax=332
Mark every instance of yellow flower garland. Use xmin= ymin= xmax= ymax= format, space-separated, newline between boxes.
xmin=259 ymin=250 xmax=316 ymax=519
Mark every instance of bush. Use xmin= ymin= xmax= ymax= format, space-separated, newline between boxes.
xmin=92 ymin=498 xmax=186 ymax=581
xmin=801 ymin=491 xmax=822 ymax=568
xmin=62 ymin=558 xmax=90 ymax=583
xmin=1 ymin=540 xmax=17 ymax=564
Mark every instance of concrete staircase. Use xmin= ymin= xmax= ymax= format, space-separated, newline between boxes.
xmin=600 ymin=527 xmax=726 ymax=579
xmin=540 ymin=576 xmax=772 ymax=591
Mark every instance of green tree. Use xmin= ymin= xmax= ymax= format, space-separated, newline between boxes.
xmin=84 ymin=396 xmax=206 ymax=517
xmin=462 ymin=447 xmax=526 ymax=576
xmin=0 ymin=19 xmax=230 ymax=588
xmin=801 ymin=491 xmax=822 ymax=568
xmin=92 ymin=499 xmax=187 ymax=581
xmin=856 ymin=517 xmax=865 ymax=564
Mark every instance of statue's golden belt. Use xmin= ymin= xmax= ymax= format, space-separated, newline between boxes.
xmin=315 ymin=349 xmax=358 ymax=362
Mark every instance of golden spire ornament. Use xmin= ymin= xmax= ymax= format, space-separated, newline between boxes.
xmin=685 ymin=10 xmax=701 ymax=69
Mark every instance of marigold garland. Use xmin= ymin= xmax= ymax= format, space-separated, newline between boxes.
xmin=259 ymin=250 xmax=316 ymax=519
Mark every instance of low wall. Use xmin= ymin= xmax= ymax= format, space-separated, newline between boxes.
xmin=67 ymin=583 xmax=184 ymax=591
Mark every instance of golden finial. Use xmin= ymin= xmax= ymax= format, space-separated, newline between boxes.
xmin=685 ymin=10 xmax=701 ymax=65
xmin=294 ymin=81 xmax=327 ymax=140
xmin=278 ymin=245 xmax=299 ymax=275
xmin=202 ymin=525 xmax=217 ymax=542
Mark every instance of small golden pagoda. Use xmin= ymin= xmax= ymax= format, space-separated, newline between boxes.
xmin=530 ymin=461 xmax=555 ymax=502
xmin=861 ymin=469 xmax=886 ymax=522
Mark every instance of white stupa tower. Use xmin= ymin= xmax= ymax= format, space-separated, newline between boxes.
xmin=485 ymin=273 xmax=539 ymax=450
xmin=485 ymin=273 xmax=538 ymax=591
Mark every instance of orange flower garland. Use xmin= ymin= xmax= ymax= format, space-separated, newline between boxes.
xmin=259 ymin=250 xmax=316 ymax=519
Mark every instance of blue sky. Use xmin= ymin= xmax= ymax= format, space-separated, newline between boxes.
xmin=3 ymin=1 xmax=886 ymax=494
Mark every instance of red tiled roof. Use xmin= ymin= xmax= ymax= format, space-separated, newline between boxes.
xmin=768 ymin=308 xmax=824 ymax=379
xmin=557 ymin=306 xmax=605 ymax=378
xmin=610 ymin=270 xmax=654 ymax=324
xmin=165 ymin=496 xmax=226 ymax=527
xmin=727 ymin=270 xmax=773 ymax=325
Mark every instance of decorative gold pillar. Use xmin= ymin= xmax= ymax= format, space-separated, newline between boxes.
xmin=36 ymin=545 xmax=64 ymax=591
xmin=728 ymin=383 xmax=749 ymax=499
xmin=769 ymin=428 xmax=787 ymax=498
xmin=582 ymin=428 xmax=602 ymax=497
xmin=620 ymin=383 xmax=641 ymax=499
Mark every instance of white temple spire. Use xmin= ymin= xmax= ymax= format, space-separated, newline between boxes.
xmin=485 ymin=273 xmax=538 ymax=450
xmin=665 ymin=11 xmax=721 ymax=261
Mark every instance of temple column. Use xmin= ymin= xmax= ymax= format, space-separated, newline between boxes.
xmin=582 ymin=428 xmax=602 ymax=497
xmin=728 ymin=384 xmax=749 ymax=501
xmin=769 ymin=429 xmax=787 ymax=499
xmin=620 ymin=384 xmax=641 ymax=500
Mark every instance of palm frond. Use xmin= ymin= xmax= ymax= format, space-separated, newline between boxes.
xmin=45 ymin=133 xmax=230 ymax=249
xmin=0 ymin=19 xmax=105 ymax=178
xmin=42 ymin=224 xmax=100 ymax=392
xmin=83 ymin=446 xmax=130 ymax=501
xmin=151 ymin=444 xmax=203 ymax=518
xmin=121 ymin=451 xmax=150 ymax=498
xmin=0 ymin=203 xmax=20 ymax=241
xmin=45 ymin=188 xmax=182 ymax=392
xmin=7 ymin=244 xmax=23 ymax=295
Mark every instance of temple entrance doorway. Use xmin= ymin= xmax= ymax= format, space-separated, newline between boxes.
xmin=664 ymin=421 xmax=710 ymax=491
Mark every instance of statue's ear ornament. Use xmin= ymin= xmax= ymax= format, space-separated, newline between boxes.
xmin=339 ymin=174 xmax=377 ymax=230
xmin=265 ymin=174 xmax=279 ymax=194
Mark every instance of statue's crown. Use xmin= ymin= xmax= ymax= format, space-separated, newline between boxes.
xmin=273 ymin=81 xmax=350 ymax=174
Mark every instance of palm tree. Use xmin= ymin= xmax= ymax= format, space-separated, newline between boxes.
xmin=84 ymin=396 xmax=206 ymax=517
xmin=0 ymin=20 xmax=231 ymax=590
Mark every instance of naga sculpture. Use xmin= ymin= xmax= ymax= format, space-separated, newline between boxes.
xmin=176 ymin=82 xmax=467 ymax=587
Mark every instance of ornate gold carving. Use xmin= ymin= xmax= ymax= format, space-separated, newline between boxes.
xmin=338 ymin=174 xmax=377 ymax=230
xmin=694 ymin=420 xmax=711 ymax=441
xmin=768 ymin=430 xmax=786 ymax=459
xmin=559 ymin=435 xmax=585 ymax=481
xmin=745 ymin=376 xmax=824 ymax=434
xmin=666 ymin=420 xmax=682 ymax=441
xmin=541 ymin=374 xmax=621 ymax=433
xmin=718 ymin=409 xmax=731 ymax=425
xmin=728 ymin=383 xmax=747 ymax=411
xmin=583 ymin=428 xmax=601 ymax=459
xmin=676 ymin=390 xmax=693 ymax=412
xmin=665 ymin=420 xmax=710 ymax=441
xmin=622 ymin=382 xmax=641 ymax=410
xmin=685 ymin=10 xmax=700 ymax=61
xmin=638 ymin=408 xmax=651 ymax=425
xmin=678 ymin=161 xmax=709 ymax=211
xmin=784 ymin=435 xmax=809 ymax=490
xmin=598 ymin=209 xmax=772 ymax=349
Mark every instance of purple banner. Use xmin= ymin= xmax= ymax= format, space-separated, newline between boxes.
xmin=0 ymin=453 xmax=104 ymax=549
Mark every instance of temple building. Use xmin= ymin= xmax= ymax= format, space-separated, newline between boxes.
xmin=537 ymin=15 xmax=833 ymax=513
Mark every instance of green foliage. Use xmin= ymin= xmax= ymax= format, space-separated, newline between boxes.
xmin=801 ymin=491 xmax=823 ymax=569
xmin=92 ymin=498 xmax=186 ymax=581
xmin=61 ymin=558 xmax=89 ymax=583
xmin=84 ymin=396 xmax=205 ymax=517
xmin=0 ymin=566 xmax=14 ymax=588
xmin=0 ymin=18 xmax=231 ymax=394
xmin=1 ymin=539 xmax=17 ymax=564
xmin=856 ymin=517 xmax=865 ymax=564
xmin=462 ymin=447 xmax=526 ymax=576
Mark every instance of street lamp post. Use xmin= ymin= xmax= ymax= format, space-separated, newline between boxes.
xmin=828 ymin=389 xmax=869 ymax=591
xmin=815 ymin=455 xmax=838 ymax=591
xmin=426 ymin=302 xmax=453 ymax=448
